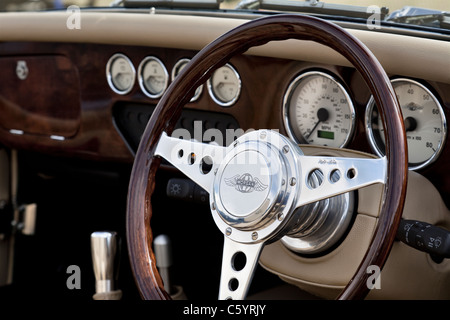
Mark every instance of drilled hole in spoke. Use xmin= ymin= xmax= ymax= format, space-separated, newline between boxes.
xmin=307 ymin=169 xmax=324 ymax=189
xmin=178 ymin=149 xmax=184 ymax=158
xmin=228 ymin=278 xmax=239 ymax=292
xmin=200 ymin=156 xmax=213 ymax=174
xmin=347 ymin=168 xmax=356 ymax=179
xmin=231 ymin=251 xmax=247 ymax=272
xmin=330 ymin=169 xmax=341 ymax=183
xmin=188 ymin=152 xmax=196 ymax=165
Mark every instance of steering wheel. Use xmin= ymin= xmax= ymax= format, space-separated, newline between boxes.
xmin=126 ymin=14 xmax=408 ymax=300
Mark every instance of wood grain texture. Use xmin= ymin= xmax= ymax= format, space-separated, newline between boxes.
xmin=126 ymin=14 xmax=408 ymax=300
xmin=0 ymin=55 xmax=80 ymax=137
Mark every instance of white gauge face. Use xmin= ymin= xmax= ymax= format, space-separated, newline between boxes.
xmin=138 ymin=57 xmax=169 ymax=98
xmin=366 ymin=79 xmax=447 ymax=170
xmin=207 ymin=64 xmax=241 ymax=107
xmin=172 ymin=58 xmax=202 ymax=102
xmin=283 ymin=71 xmax=355 ymax=148
xmin=106 ymin=54 xmax=135 ymax=94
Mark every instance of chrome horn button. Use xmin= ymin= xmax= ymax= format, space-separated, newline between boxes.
xmin=211 ymin=130 xmax=300 ymax=243
xmin=218 ymin=149 xmax=272 ymax=219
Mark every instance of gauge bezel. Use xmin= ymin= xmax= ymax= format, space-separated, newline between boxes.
xmin=106 ymin=53 xmax=136 ymax=95
xmin=172 ymin=58 xmax=203 ymax=102
xmin=282 ymin=70 xmax=356 ymax=148
xmin=138 ymin=56 xmax=169 ymax=99
xmin=365 ymin=78 xmax=447 ymax=171
xmin=207 ymin=63 xmax=241 ymax=107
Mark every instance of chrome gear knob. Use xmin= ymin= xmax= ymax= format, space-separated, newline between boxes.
xmin=90 ymin=231 xmax=119 ymax=294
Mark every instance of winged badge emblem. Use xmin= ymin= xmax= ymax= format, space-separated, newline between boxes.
xmin=224 ymin=173 xmax=268 ymax=193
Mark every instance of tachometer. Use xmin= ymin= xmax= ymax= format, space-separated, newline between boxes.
xmin=366 ymin=78 xmax=447 ymax=170
xmin=283 ymin=71 xmax=355 ymax=148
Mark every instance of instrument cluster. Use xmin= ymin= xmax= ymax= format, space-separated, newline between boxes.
xmin=283 ymin=70 xmax=447 ymax=170
xmin=106 ymin=53 xmax=241 ymax=107
xmin=105 ymin=52 xmax=447 ymax=171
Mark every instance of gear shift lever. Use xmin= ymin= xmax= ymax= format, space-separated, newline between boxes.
xmin=154 ymin=234 xmax=187 ymax=299
xmin=154 ymin=234 xmax=173 ymax=295
xmin=91 ymin=231 xmax=122 ymax=300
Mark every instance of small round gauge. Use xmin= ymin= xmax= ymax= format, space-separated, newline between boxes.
xmin=172 ymin=58 xmax=203 ymax=102
xmin=207 ymin=63 xmax=241 ymax=107
xmin=138 ymin=56 xmax=169 ymax=99
xmin=366 ymin=78 xmax=447 ymax=170
xmin=283 ymin=71 xmax=356 ymax=148
xmin=106 ymin=53 xmax=136 ymax=95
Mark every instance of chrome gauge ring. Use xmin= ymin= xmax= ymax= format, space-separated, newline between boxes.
xmin=172 ymin=58 xmax=203 ymax=102
xmin=106 ymin=53 xmax=136 ymax=95
xmin=283 ymin=71 xmax=356 ymax=148
xmin=207 ymin=63 xmax=241 ymax=107
xmin=138 ymin=56 xmax=169 ymax=99
xmin=366 ymin=78 xmax=447 ymax=170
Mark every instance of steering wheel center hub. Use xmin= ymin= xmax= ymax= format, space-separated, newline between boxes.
xmin=211 ymin=130 xmax=300 ymax=243
xmin=219 ymin=150 xmax=272 ymax=218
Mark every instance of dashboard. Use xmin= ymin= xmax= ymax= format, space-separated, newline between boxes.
xmin=1 ymin=10 xmax=450 ymax=300
xmin=0 ymin=39 xmax=449 ymax=205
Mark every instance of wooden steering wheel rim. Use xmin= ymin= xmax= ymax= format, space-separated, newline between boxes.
xmin=126 ymin=14 xmax=408 ymax=300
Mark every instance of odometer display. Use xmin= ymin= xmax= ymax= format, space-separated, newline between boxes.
xmin=366 ymin=78 xmax=447 ymax=170
xmin=283 ymin=71 xmax=355 ymax=148
xmin=317 ymin=130 xmax=335 ymax=140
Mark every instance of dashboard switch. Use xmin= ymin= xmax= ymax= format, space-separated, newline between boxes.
xmin=397 ymin=219 xmax=450 ymax=260
xmin=166 ymin=178 xmax=209 ymax=204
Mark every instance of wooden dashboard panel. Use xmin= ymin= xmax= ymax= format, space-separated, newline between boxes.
xmin=0 ymin=55 xmax=80 ymax=138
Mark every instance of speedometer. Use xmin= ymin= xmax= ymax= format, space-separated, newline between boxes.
xmin=366 ymin=78 xmax=447 ymax=170
xmin=283 ymin=71 xmax=355 ymax=148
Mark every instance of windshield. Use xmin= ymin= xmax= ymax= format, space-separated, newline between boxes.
xmin=3 ymin=0 xmax=449 ymax=11
xmin=2 ymin=0 xmax=449 ymax=30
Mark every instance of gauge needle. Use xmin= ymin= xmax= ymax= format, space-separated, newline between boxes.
xmin=215 ymin=82 xmax=234 ymax=90
xmin=305 ymin=108 xmax=329 ymax=139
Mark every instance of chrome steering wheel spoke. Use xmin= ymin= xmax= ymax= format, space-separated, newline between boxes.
xmin=219 ymin=237 xmax=264 ymax=300
xmin=157 ymin=129 xmax=388 ymax=300
xmin=294 ymin=155 xmax=387 ymax=209
xmin=155 ymin=132 xmax=227 ymax=193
